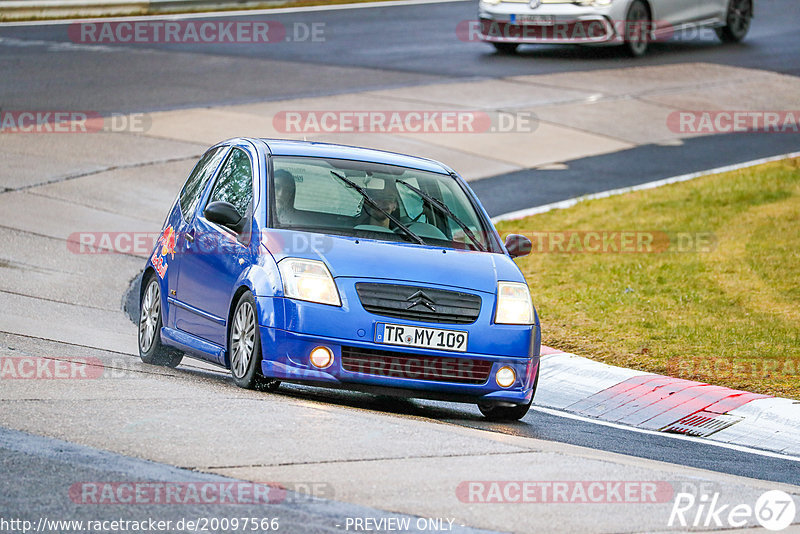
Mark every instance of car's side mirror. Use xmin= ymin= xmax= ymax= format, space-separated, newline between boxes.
xmin=504 ymin=233 xmax=532 ymax=258
xmin=205 ymin=201 xmax=244 ymax=233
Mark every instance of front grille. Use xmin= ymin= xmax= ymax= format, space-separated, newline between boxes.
xmin=355 ymin=283 xmax=481 ymax=324
xmin=341 ymin=346 xmax=491 ymax=385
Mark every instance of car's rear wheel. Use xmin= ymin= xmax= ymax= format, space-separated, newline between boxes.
xmin=229 ymin=291 xmax=280 ymax=391
xmin=623 ymin=0 xmax=651 ymax=57
xmin=138 ymin=274 xmax=183 ymax=368
xmin=716 ymin=0 xmax=752 ymax=42
xmin=493 ymin=42 xmax=519 ymax=55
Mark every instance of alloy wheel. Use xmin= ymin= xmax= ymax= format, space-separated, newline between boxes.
xmin=139 ymin=280 xmax=160 ymax=353
xmin=231 ymin=301 xmax=256 ymax=379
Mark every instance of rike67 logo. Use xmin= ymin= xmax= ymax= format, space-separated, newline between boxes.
xmin=669 ymin=489 xmax=797 ymax=531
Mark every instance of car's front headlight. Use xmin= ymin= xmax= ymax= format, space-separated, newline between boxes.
xmin=495 ymin=281 xmax=534 ymax=325
xmin=278 ymin=258 xmax=341 ymax=306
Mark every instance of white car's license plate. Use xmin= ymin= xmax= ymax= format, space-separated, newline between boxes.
xmin=513 ymin=14 xmax=555 ymax=25
xmin=376 ymin=323 xmax=468 ymax=352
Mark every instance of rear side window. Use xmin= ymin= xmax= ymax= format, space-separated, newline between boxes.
xmin=178 ymin=147 xmax=226 ymax=221
xmin=207 ymin=148 xmax=254 ymax=219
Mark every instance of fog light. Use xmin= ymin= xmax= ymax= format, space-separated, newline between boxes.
xmin=496 ymin=366 xmax=516 ymax=388
xmin=310 ymin=346 xmax=333 ymax=369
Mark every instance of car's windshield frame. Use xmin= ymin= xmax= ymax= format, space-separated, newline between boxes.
xmin=265 ymin=155 xmax=502 ymax=253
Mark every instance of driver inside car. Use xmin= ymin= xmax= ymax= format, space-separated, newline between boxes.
xmin=363 ymin=187 xmax=399 ymax=229
xmin=273 ymin=169 xmax=299 ymax=225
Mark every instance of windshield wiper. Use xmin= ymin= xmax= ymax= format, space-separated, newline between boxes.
xmin=395 ymin=179 xmax=487 ymax=252
xmin=329 ymin=171 xmax=425 ymax=246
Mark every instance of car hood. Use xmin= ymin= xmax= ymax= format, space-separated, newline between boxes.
xmin=261 ymin=230 xmax=523 ymax=294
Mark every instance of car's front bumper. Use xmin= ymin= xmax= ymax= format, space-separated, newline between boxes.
xmin=477 ymin=2 xmax=625 ymax=45
xmin=254 ymin=278 xmax=540 ymax=406
xmin=258 ymin=327 xmax=539 ymax=406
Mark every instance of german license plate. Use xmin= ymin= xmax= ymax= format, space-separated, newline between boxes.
xmin=375 ymin=323 xmax=468 ymax=352
xmin=513 ymin=14 xmax=555 ymax=25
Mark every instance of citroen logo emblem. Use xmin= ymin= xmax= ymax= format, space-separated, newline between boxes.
xmin=406 ymin=290 xmax=436 ymax=312
xmin=529 ymin=0 xmax=541 ymax=8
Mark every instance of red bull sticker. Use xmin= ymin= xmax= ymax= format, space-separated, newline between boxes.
xmin=151 ymin=225 xmax=176 ymax=279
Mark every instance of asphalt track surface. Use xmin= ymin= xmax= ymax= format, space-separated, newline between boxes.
xmin=0 ymin=0 xmax=799 ymax=113
xmin=1 ymin=0 xmax=798 ymax=214
xmin=2 ymin=0 xmax=799 ymax=528
xmin=0 ymin=426 xmax=495 ymax=534
xmin=237 ymin=383 xmax=800 ymax=487
xmin=475 ymin=131 xmax=800 ymax=217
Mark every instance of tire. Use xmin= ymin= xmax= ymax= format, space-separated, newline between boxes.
xmin=478 ymin=366 xmax=538 ymax=421
xmin=623 ymin=0 xmax=651 ymax=57
xmin=229 ymin=291 xmax=280 ymax=391
xmin=479 ymin=398 xmax=532 ymax=421
xmin=138 ymin=273 xmax=183 ymax=368
xmin=493 ymin=42 xmax=519 ymax=55
xmin=716 ymin=0 xmax=752 ymax=43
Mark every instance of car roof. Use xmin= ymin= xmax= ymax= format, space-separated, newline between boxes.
xmin=257 ymin=138 xmax=452 ymax=175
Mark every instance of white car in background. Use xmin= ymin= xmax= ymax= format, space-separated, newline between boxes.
xmin=477 ymin=0 xmax=753 ymax=56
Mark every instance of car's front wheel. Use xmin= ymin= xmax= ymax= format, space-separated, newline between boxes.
xmin=229 ymin=291 xmax=280 ymax=391
xmin=478 ymin=368 xmax=538 ymax=421
xmin=138 ymin=274 xmax=183 ymax=368
xmin=478 ymin=398 xmax=532 ymax=421
xmin=716 ymin=0 xmax=752 ymax=42
xmin=623 ymin=0 xmax=651 ymax=57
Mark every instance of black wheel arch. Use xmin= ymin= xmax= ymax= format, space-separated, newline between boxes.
xmin=140 ymin=267 xmax=157 ymax=303
xmin=225 ymin=285 xmax=256 ymax=370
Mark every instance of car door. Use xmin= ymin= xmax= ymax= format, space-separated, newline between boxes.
xmin=649 ymin=0 xmax=697 ymax=29
xmin=694 ymin=0 xmax=729 ymax=22
xmin=163 ymin=146 xmax=228 ymax=327
xmin=173 ymin=147 xmax=255 ymax=355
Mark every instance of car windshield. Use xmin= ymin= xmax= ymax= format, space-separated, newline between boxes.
xmin=269 ymin=156 xmax=495 ymax=252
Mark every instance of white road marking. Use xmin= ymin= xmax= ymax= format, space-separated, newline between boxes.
xmin=0 ymin=36 xmax=124 ymax=52
xmin=493 ymin=151 xmax=800 ymax=222
xmin=0 ymin=0 xmax=470 ymax=27
xmin=531 ymin=406 xmax=800 ymax=463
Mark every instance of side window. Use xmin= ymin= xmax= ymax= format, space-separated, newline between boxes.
xmin=207 ymin=148 xmax=254 ymax=219
xmin=179 ymin=147 xmax=226 ymax=221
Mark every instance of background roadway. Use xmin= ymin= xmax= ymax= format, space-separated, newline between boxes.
xmin=0 ymin=0 xmax=799 ymax=112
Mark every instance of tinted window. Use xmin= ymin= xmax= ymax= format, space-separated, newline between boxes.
xmin=208 ymin=148 xmax=253 ymax=219
xmin=178 ymin=147 xmax=226 ymax=221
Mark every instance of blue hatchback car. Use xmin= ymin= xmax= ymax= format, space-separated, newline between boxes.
xmin=138 ymin=138 xmax=540 ymax=420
